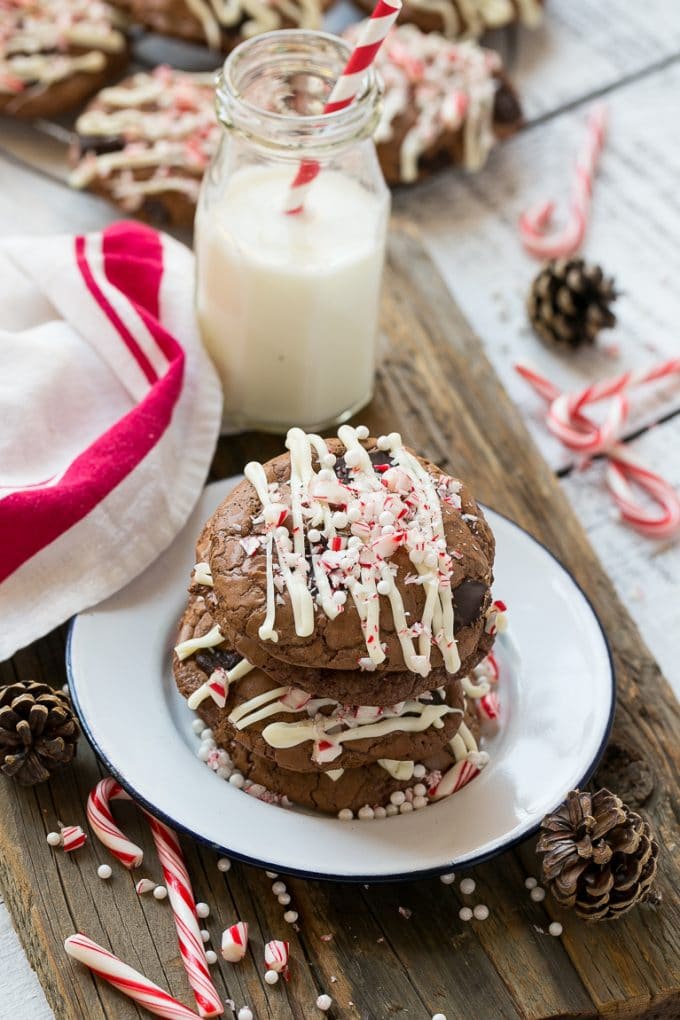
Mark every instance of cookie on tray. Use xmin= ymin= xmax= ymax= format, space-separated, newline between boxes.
xmin=110 ymin=0 xmax=328 ymax=52
xmin=344 ymin=23 xmax=523 ymax=184
xmin=355 ymin=0 xmax=544 ymax=39
xmin=204 ymin=430 xmax=495 ymax=677
xmin=0 ymin=0 xmax=128 ymax=119
xmin=69 ymin=65 xmax=220 ymax=226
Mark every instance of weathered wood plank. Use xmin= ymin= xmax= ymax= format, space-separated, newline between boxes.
xmin=1 ymin=222 xmax=679 ymax=1020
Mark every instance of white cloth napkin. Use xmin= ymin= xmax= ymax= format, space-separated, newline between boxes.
xmin=0 ymin=220 xmax=222 ymax=660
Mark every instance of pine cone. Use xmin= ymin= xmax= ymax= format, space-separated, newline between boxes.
xmin=537 ymin=789 xmax=659 ymax=921
xmin=527 ymin=257 xmax=617 ymax=349
xmin=0 ymin=681 xmax=79 ymax=786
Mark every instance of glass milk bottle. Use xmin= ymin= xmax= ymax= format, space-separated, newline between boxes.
xmin=195 ymin=30 xmax=390 ymax=433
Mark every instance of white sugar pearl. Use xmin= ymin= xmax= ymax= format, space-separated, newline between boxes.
xmin=338 ymin=809 xmax=353 ymax=821
xmin=318 ymin=468 xmax=334 ymax=480
xmin=200 ymin=728 xmax=213 ymax=741
xmin=216 ymin=766 xmax=232 ymax=780
xmin=458 ymin=907 xmax=473 ymax=921
xmin=374 ymin=806 xmax=387 ymax=819
xmin=308 ymin=529 xmax=321 ymax=543
xmin=192 ymin=719 xmax=204 ymax=734
xmin=198 ymin=744 xmax=214 ymax=762
xmin=97 ymin=864 xmax=112 ymax=880
xmin=390 ymin=791 xmax=405 ymax=806
xmin=525 ymin=877 xmax=538 ymax=890
xmin=413 ymin=796 xmax=428 ymax=810
xmin=385 ymin=803 xmax=399 ymax=817
xmin=217 ymin=857 xmax=231 ymax=872
xmin=355 ymin=425 xmax=369 ymax=440
xmin=376 ymin=579 xmax=391 ymax=596
xmin=332 ymin=511 xmax=348 ymax=529
xmin=399 ymin=802 xmax=413 ymax=814
xmin=432 ymin=1014 xmax=447 ymax=1020
xmin=530 ymin=887 xmax=546 ymax=902
xmin=424 ymin=552 xmax=438 ymax=568
xmin=377 ymin=435 xmax=390 ymax=450
xmin=413 ymin=764 xmax=426 ymax=779
xmin=316 ymin=994 xmax=333 ymax=1011
xmin=439 ymin=873 xmax=455 ymax=885
xmin=413 ymin=784 xmax=427 ymax=798
xmin=379 ymin=511 xmax=394 ymax=526
xmin=266 ymin=871 xmax=278 ymax=878
xmin=205 ymin=950 xmax=218 ymax=965
xmin=549 ymin=922 xmax=563 ymax=937
xmin=264 ymin=970 xmax=279 ymax=986
xmin=46 ymin=832 xmax=62 ymax=847
xmin=61 ymin=684 xmax=70 ymax=695
xmin=321 ymin=454 xmax=336 ymax=468
xmin=229 ymin=773 xmax=245 ymax=789
xmin=347 ymin=506 xmax=361 ymax=523
xmin=200 ymin=930 xmax=210 ymax=943
xmin=334 ymin=591 xmax=347 ymax=605
xmin=473 ymin=905 xmax=489 ymax=921
xmin=196 ymin=902 xmax=210 ymax=918
xmin=459 ymin=878 xmax=476 ymax=895
xmin=238 ymin=1008 xmax=253 ymax=1020
xmin=153 ymin=886 xmax=168 ymax=900
xmin=358 ymin=806 xmax=375 ymax=821
xmin=272 ymin=881 xmax=286 ymax=895
xmin=381 ymin=524 xmax=395 ymax=535
xmin=284 ymin=910 xmax=298 ymax=923
xmin=278 ymin=893 xmax=291 ymax=905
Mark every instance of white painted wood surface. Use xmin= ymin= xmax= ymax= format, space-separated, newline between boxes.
xmin=1 ymin=0 xmax=679 ymax=1016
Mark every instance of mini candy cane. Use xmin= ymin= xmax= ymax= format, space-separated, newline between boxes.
xmin=478 ymin=692 xmax=500 ymax=721
xmin=430 ymin=754 xmax=488 ymax=800
xmin=516 ymin=362 xmax=680 ymax=538
xmin=221 ymin=922 xmax=249 ymax=963
xmin=147 ymin=816 xmax=224 ymax=1017
xmin=61 ymin=825 xmax=87 ymax=853
xmin=87 ymin=777 xmax=144 ymax=869
xmin=519 ymin=104 xmax=607 ymax=260
xmin=285 ymin=0 xmax=402 ymax=214
xmin=264 ymin=940 xmax=290 ymax=978
xmin=65 ymin=934 xmax=201 ymax=1020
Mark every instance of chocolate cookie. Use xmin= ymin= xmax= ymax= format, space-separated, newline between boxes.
xmin=355 ymin=0 xmax=544 ymax=39
xmin=111 ymin=0 xmax=328 ymax=51
xmin=0 ymin=0 xmax=128 ymax=119
xmin=347 ymin=25 xmax=523 ymax=185
xmin=69 ymin=66 xmax=219 ymax=226
xmin=174 ymin=616 xmax=465 ymax=772
xmin=205 ymin=430 xmax=495 ymax=677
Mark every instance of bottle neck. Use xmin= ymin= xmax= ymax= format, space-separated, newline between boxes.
xmin=215 ymin=29 xmax=383 ymax=159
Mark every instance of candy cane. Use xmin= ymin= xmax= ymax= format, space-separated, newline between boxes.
xmin=65 ymin=934 xmax=201 ymax=1020
xmin=516 ymin=362 xmax=680 ymax=539
xmin=519 ymin=104 xmax=607 ymax=260
xmin=430 ymin=756 xmax=483 ymax=800
xmin=87 ymin=778 xmax=223 ymax=1017
xmin=87 ymin=777 xmax=144 ymax=868
xmin=284 ymin=0 xmax=402 ymax=215
xmin=147 ymin=816 xmax=224 ymax=1017
xmin=606 ymin=446 xmax=680 ymax=539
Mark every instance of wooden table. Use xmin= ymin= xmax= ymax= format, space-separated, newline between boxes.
xmin=1 ymin=2 xmax=679 ymax=1018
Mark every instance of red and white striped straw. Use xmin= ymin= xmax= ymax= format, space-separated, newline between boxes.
xmin=147 ymin=815 xmax=224 ymax=1018
xmin=518 ymin=103 xmax=607 ymax=260
xmin=65 ymin=934 xmax=201 ymax=1020
xmin=284 ymin=0 xmax=402 ymax=215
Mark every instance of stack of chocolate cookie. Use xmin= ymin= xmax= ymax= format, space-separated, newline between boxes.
xmin=173 ymin=426 xmax=499 ymax=816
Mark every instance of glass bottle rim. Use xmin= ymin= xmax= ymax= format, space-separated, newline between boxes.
xmin=215 ymin=29 xmax=383 ymax=155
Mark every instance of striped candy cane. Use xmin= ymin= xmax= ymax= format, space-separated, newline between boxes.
xmin=519 ymin=104 xmax=607 ymax=260
xmin=516 ymin=362 xmax=680 ymax=539
xmin=65 ymin=934 xmax=201 ymax=1020
xmin=87 ymin=778 xmax=223 ymax=1017
xmin=147 ymin=816 xmax=224 ymax=1018
xmin=285 ymin=0 xmax=402 ymax=215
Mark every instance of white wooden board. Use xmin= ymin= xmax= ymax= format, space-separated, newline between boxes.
xmin=0 ymin=897 xmax=52 ymax=1020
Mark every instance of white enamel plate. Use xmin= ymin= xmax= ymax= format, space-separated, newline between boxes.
xmin=68 ymin=479 xmax=614 ymax=882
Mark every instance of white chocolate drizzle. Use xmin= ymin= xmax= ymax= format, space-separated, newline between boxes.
xmin=394 ymin=0 xmax=541 ymax=41
xmin=175 ymin=624 xmax=225 ymax=661
xmin=1 ymin=0 xmax=125 ymax=97
xmin=243 ymin=425 xmax=475 ymax=677
xmin=180 ymin=0 xmax=321 ymax=49
xmin=378 ymin=758 xmax=415 ymax=781
xmin=345 ymin=24 xmax=511 ymax=183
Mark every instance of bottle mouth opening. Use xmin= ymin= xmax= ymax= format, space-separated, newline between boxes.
xmin=216 ymin=29 xmax=382 ymax=152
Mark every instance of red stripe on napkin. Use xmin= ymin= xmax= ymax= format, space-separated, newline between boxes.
xmin=0 ymin=223 xmax=184 ymax=583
